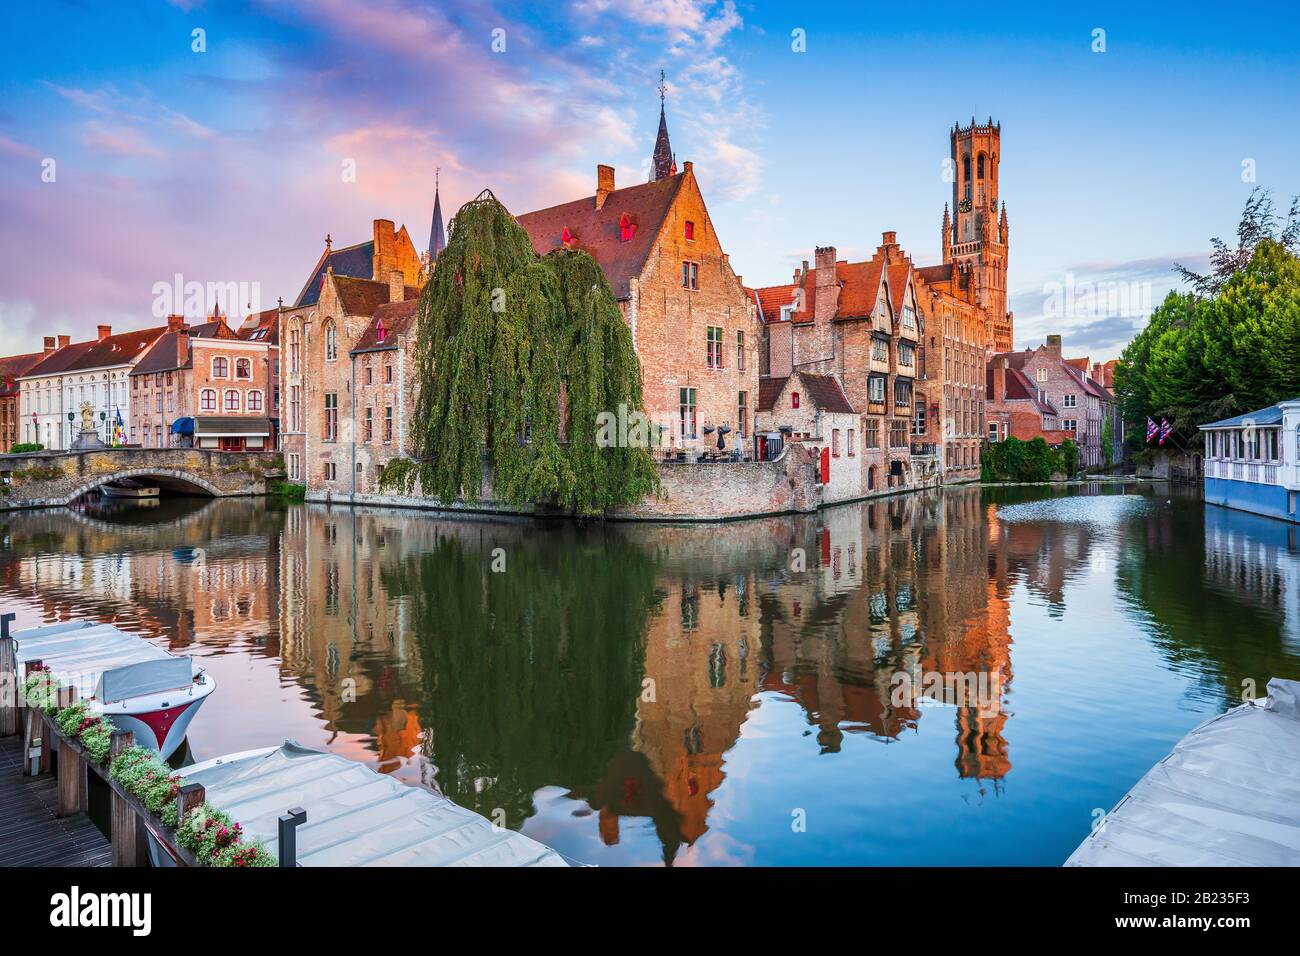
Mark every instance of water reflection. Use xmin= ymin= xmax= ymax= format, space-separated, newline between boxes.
xmin=1 ymin=481 xmax=1297 ymax=865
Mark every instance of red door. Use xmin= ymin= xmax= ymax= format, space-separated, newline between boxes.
xmin=819 ymin=446 xmax=830 ymax=484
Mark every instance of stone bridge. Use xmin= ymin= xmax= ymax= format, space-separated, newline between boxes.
xmin=0 ymin=447 xmax=281 ymax=510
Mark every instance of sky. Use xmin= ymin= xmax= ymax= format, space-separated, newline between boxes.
xmin=1 ymin=0 xmax=1298 ymax=362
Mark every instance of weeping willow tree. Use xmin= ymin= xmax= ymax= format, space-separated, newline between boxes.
xmin=385 ymin=190 xmax=657 ymax=515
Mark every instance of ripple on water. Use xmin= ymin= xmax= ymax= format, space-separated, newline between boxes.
xmin=995 ymin=494 xmax=1152 ymax=526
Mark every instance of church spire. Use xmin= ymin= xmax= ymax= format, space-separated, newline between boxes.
xmin=427 ymin=168 xmax=446 ymax=264
xmin=651 ymin=70 xmax=675 ymax=181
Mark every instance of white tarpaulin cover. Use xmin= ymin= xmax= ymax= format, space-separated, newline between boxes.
xmin=180 ymin=742 xmax=569 ymax=867
xmin=1066 ymin=678 xmax=1300 ymax=866
xmin=14 ymin=620 xmax=198 ymax=703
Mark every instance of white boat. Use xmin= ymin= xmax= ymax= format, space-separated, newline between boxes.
xmin=13 ymin=620 xmax=215 ymax=760
xmin=150 ymin=741 xmax=570 ymax=867
xmin=1066 ymin=678 xmax=1300 ymax=866
xmin=101 ymin=480 xmax=160 ymax=499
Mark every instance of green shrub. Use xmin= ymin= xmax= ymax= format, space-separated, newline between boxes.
xmin=178 ymin=802 xmax=275 ymax=867
xmin=8 ymin=442 xmax=43 ymax=453
xmin=981 ymin=436 xmax=1072 ymax=482
xmin=268 ymin=479 xmax=305 ymax=502
xmin=110 ymin=746 xmax=183 ymax=827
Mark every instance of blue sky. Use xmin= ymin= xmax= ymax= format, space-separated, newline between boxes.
xmin=1 ymin=0 xmax=1297 ymax=361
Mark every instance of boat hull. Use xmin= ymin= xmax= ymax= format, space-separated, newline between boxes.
xmin=101 ymin=485 xmax=160 ymax=498
xmin=100 ymin=674 xmax=215 ymax=760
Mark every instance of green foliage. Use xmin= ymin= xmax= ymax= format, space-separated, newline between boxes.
xmin=54 ymin=700 xmax=115 ymax=763
xmin=110 ymin=746 xmax=182 ymax=828
xmin=408 ymin=191 xmax=657 ymax=515
xmin=1118 ymin=196 xmax=1300 ymax=449
xmin=377 ymin=456 xmax=420 ymax=495
xmin=22 ymin=667 xmax=58 ymax=713
xmin=13 ymin=464 xmax=61 ymax=481
xmin=1101 ymin=417 xmax=1114 ymax=466
xmin=177 ymin=802 xmax=275 ymax=867
xmin=982 ymin=436 xmax=1070 ymax=482
xmin=8 ymin=442 xmax=43 ymax=453
xmin=267 ymin=479 xmax=305 ymax=502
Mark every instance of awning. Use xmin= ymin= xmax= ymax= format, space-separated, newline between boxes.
xmin=171 ymin=417 xmax=195 ymax=435
xmin=194 ymin=416 xmax=271 ymax=437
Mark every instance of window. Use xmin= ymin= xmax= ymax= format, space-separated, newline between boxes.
xmin=890 ymin=419 xmax=908 ymax=448
xmin=1063 ymin=394 xmax=1077 ymax=408
xmin=847 ymin=428 xmax=855 ymax=456
xmin=1064 ymin=419 xmax=1078 ymax=432
xmin=899 ymin=341 xmax=915 ymax=367
xmin=912 ymin=402 xmax=926 ymax=436
xmin=706 ymin=326 xmax=723 ymax=368
xmin=679 ymin=387 xmax=697 ymax=439
xmin=385 ymin=364 xmax=393 ymax=384
xmin=235 ymin=358 xmax=252 ymax=380
xmin=989 ymin=422 xmax=1000 ymax=442
xmin=364 ymin=407 xmax=373 ymax=442
xmin=832 ymin=428 xmax=840 ymax=457
xmin=155 ymin=425 xmax=162 ymax=447
xmin=365 ymin=365 xmax=373 ymax=386
xmin=738 ymin=391 xmax=747 ymax=438
xmin=902 ymin=305 xmax=916 ymax=330
xmin=962 ymin=154 xmax=971 ymax=183
xmin=155 ymin=393 xmax=162 ymax=414
xmin=893 ymin=378 xmax=912 ymax=409
xmin=212 ymin=356 xmax=229 ymax=378
xmin=324 ymin=462 xmax=336 ymax=482
xmin=682 ymin=261 xmax=698 ymax=290
xmin=791 ymin=391 xmax=800 ymax=410
xmin=1035 ymin=367 xmax=1047 ymax=383
xmin=247 ymin=390 xmax=263 ymax=412
xmin=737 ymin=331 xmax=745 ymax=370
xmin=224 ymin=389 xmax=240 ymax=412
xmin=289 ymin=323 xmax=301 ymax=374
xmin=384 ymin=406 xmax=393 ymax=443
xmin=273 ymin=386 xmax=279 ymax=411
xmin=130 ymin=426 xmax=137 ymax=444
xmin=200 ymin=388 xmax=216 ymax=411
xmin=325 ymin=323 xmax=338 ymax=361
xmin=977 ymin=152 xmax=986 ymax=179
xmin=290 ymin=386 xmax=301 ymax=431
xmin=868 ymin=376 xmax=886 ymax=404
xmin=287 ymin=454 xmax=300 ymax=480
xmin=872 ymin=338 xmax=888 ymax=363
xmin=324 ymin=392 xmax=338 ymax=441
xmin=684 ymin=221 xmax=695 ymax=241
xmin=166 ymin=393 xmax=174 ymax=414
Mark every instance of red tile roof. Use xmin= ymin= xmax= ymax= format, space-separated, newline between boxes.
xmin=516 ymin=173 xmax=686 ymax=300
xmin=757 ymin=372 xmax=855 ymax=414
xmin=887 ymin=262 xmax=912 ymax=316
xmin=238 ymin=308 xmax=280 ymax=345
xmin=131 ymin=331 xmax=189 ymax=376
xmin=755 ymin=283 xmax=798 ymax=324
xmin=333 ymin=276 xmax=397 ymax=317
xmin=986 ymin=366 xmax=1058 ymax=415
xmin=757 ymin=376 xmax=788 ymax=412
xmin=351 ymin=298 xmax=419 ymax=353
xmin=0 ymin=351 xmax=46 ymax=396
xmin=20 ymin=339 xmax=99 ymax=378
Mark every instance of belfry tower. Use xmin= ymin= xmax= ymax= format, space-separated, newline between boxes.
xmin=944 ymin=118 xmax=1012 ymax=352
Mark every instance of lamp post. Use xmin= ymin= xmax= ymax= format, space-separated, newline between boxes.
xmin=66 ymin=411 xmax=74 ymax=451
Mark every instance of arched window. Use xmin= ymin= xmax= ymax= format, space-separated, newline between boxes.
xmin=247 ymin=390 xmax=263 ymax=412
xmin=977 ymin=152 xmax=986 ymax=179
xmin=224 ymin=389 xmax=240 ymax=412
xmin=234 ymin=357 xmax=252 ymax=380
xmin=212 ymin=356 xmax=229 ymax=378
xmin=962 ymin=154 xmax=971 ymax=182
xmin=324 ymin=322 xmax=338 ymax=361
xmin=200 ymin=388 xmax=217 ymax=412
xmin=288 ymin=322 xmax=301 ymax=374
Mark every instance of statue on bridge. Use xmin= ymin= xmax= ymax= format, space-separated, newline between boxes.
xmin=69 ymin=400 xmax=106 ymax=451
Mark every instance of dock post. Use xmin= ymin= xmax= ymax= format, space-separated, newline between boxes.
xmin=176 ymin=781 xmax=205 ymax=828
xmin=278 ymin=806 xmax=307 ymax=867
xmin=56 ymin=686 xmax=87 ymax=817
xmin=0 ymin=612 xmax=15 ymax=736
xmin=109 ymin=730 xmax=147 ymax=867
xmin=21 ymin=661 xmax=50 ymax=776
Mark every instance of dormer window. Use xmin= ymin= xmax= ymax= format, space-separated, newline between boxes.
xmin=684 ymin=221 xmax=695 ymax=241
xmin=619 ymin=214 xmax=635 ymax=243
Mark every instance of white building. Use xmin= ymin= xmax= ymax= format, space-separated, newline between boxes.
xmin=17 ymin=325 xmax=166 ymax=449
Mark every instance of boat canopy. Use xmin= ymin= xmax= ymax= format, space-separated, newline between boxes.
xmin=13 ymin=620 xmax=200 ymax=704
xmin=1066 ymin=678 xmax=1300 ymax=866
xmin=178 ymin=742 xmax=569 ymax=867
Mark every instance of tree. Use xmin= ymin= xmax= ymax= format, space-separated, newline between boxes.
xmin=1176 ymin=187 xmax=1299 ymax=298
xmin=388 ymin=190 xmax=658 ymax=515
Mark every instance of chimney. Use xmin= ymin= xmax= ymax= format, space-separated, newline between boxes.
xmin=43 ymin=336 xmax=56 ymax=354
xmin=1045 ymin=334 xmax=1062 ymax=355
xmin=813 ymin=246 xmax=839 ymax=349
xmin=882 ymin=230 xmax=898 ymax=246
xmin=373 ymin=218 xmax=396 ymax=279
xmin=57 ymin=335 xmax=71 ymax=349
xmin=388 ymin=269 xmax=405 ymax=303
xmin=595 ymin=165 xmax=615 ymax=209
xmin=993 ymin=356 xmax=1008 ymax=401
xmin=167 ymin=314 xmax=185 ymax=332
xmin=97 ymin=324 xmax=112 ymax=342
xmin=683 ymin=161 xmax=693 ymax=174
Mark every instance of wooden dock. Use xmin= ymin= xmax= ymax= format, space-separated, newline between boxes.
xmin=0 ymin=735 xmax=111 ymax=867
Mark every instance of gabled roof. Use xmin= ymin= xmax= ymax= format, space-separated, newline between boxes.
xmin=915 ymin=263 xmax=953 ymax=285
xmin=755 ymin=255 xmax=889 ymax=326
xmin=295 ymin=240 xmax=376 ymax=308
xmin=131 ymin=331 xmax=188 ymax=376
xmin=987 ymin=366 xmax=1058 ymax=415
xmin=332 ymin=275 xmax=410 ymax=318
xmin=20 ymin=339 xmax=98 ymax=379
xmin=61 ymin=327 xmax=166 ymax=374
xmin=755 ymin=283 xmax=797 ymax=324
xmin=516 ymin=173 xmax=686 ymax=300
xmin=351 ymin=299 xmax=419 ymax=354
xmin=757 ymin=372 xmax=855 ymax=414
xmin=238 ymin=308 xmax=280 ymax=345
xmin=887 ymin=262 xmax=912 ymax=316
xmin=0 ymin=351 xmax=47 ymax=396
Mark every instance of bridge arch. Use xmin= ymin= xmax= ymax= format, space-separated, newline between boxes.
xmin=64 ymin=468 xmax=224 ymax=505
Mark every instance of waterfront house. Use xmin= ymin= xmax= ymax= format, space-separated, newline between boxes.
xmin=1200 ymin=398 xmax=1300 ymax=523
xmin=0 ymin=342 xmax=59 ymax=451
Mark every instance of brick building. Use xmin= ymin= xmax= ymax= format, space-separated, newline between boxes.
xmin=986 ymin=335 xmax=1116 ymax=468
xmin=985 ymin=356 xmax=1066 ymax=443
xmin=753 ymin=233 xmax=925 ymax=496
xmin=516 ymin=100 xmax=759 ymax=457
xmin=756 ymin=371 xmax=860 ymax=502
xmin=0 ymin=345 xmax=56 ymax=451
xmin=280 ymin=217 xmax=426 ymax=486
xmin=345 ymin=296 xmax=420 ymax=493
xmin=129 ymin=311 xmax=277 ymax=450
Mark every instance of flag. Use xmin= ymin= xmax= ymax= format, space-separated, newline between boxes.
xmin=1146 ymin=417 xmax=1158 ymax=443
xmin=1159 ymin=418 xmax=1173 ymax=446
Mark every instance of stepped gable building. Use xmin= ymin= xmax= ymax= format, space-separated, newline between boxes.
xmin=516 ymin=95 xmax=758 ymax=455
xmin=280 ymin=214 xmax=430 ymax=486
xmin=753 ymin=233 xmax=926 ymax=502
xmin=347 ymin=296 xmax=421 ymax=494
xmin=0 ymin=345 xmax=55 ymax=451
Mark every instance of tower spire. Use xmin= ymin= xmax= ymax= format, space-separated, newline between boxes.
xmin=651 ymin=70 xmax=675 ymax=181
xmin=427 ymin=167 xmax=446 ymax=267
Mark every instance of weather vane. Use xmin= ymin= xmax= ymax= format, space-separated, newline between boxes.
xmin=658 ymin=69 xmax=666 ymax=105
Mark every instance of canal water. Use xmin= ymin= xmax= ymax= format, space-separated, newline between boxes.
xmin=2 ymin=482 xmax=1297 ymax=866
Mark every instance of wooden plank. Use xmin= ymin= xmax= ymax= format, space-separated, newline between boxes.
xmin=0 ymin=736 xmax=110 ymax=868
xmin=55 ymin=686 xmax=86 ymax=817
xmin=0 ymin=613 xmax=16 ymax=737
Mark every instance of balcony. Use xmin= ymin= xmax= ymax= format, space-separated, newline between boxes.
xmin=910 ymin=443 xmax=937 ymax=459
xmin=1205 ymin=457 xmax=1278 ymax=484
